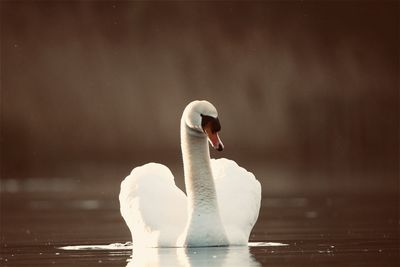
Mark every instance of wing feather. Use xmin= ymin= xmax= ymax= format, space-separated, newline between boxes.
xmin=211 ymin=158 xmax=262 ymax=245
xmin=119 ymin=163 xmax=187 ymax=247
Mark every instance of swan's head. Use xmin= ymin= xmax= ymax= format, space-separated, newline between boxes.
xmin=182 ymin=100 xmax=224 ymax=151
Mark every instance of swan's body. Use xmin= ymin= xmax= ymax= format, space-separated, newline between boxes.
xmin=119 ymin=100 xmax=261 ymax=247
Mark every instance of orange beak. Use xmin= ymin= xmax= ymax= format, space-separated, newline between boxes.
xmin=204 ymin=127 xmax=224 ymax=151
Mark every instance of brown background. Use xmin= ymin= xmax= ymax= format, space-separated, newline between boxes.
xmin=1 ymin=1 xmax=398 ymax=195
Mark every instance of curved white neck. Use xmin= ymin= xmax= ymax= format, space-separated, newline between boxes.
xmin=180 ymin=120 xmax=218 ymax=212
xmin=180 ymin=118 xmax=228 ymax=246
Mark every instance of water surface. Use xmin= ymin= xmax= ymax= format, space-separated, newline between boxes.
xmin=1 ymin=177 xmax=398 ymax=266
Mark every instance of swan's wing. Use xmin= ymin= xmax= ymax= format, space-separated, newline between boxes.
xmin=119 ymin=163 xmax=187 ymax=247
xmin=211 ymin=158 xmax=262 ymax=245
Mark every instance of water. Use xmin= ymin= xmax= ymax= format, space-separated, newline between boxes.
xmin=1 ymin=177 xmax=398 ymax=266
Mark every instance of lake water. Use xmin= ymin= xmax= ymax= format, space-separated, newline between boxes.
xmin=0 ymin=174 xmax=398 ymax=266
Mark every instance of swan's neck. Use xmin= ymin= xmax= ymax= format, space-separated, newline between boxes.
xmin=180 ymin=120 xmax=228 ymax=246
xmin=181 ymin=123 xmax=217 ymax=211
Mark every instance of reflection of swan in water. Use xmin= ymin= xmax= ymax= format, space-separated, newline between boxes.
xmin=58 ymin=242 xmax=288 ymax=266
xmin=126 ymin=246 xmax=261 ymax=267
xmin=120 ymin=100 xmax=261 ymax=247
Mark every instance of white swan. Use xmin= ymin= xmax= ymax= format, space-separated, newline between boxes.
xmin=119 ymin=100 xmax=261 ymax=247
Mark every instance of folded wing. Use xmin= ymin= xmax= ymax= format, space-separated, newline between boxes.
xmin=211 ymin=158 xmax=262 ymax=245
xmin=119 ymin=163 xmax=187 ymax=247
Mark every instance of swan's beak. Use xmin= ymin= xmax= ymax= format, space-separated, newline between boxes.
xmin=206 ymin=130 xmax=224 ymax=151
xmin=201 ymin=115 xmax=223 ymax=151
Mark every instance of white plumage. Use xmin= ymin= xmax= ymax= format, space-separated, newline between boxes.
xmin=119 ymin=163 xmax=187 ymax=247
xmin=211 ymin=159 xmax=261 ymax=245
xmin=119 ymin=100 xmax=261 ymax=247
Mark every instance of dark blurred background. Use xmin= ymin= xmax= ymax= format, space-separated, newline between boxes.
xmin=1 ymin=1 xmax=398 ymax=196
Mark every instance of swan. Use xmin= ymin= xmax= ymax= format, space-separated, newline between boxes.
xmin=119 ymin=100 xmax=261 ymax=247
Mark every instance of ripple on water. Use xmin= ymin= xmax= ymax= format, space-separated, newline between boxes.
xmin=58 ymin=241 xmax=289 ymax=251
